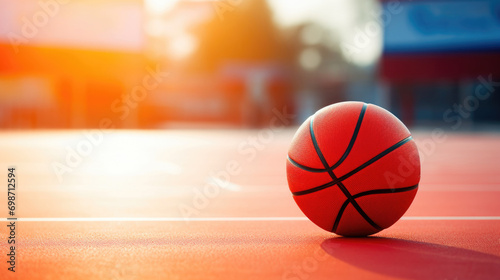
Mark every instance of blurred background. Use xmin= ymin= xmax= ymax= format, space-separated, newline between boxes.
xmin=0 ymin=0 xmax=499 ymax=130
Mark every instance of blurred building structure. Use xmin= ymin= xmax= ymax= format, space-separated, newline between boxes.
xmin=0 ymin=0 xmax=145 ymax=128
xmin=0 ymin=0 xmax=499 ymax=129
xmin=380 ymin=0 xmax=500 ymax=127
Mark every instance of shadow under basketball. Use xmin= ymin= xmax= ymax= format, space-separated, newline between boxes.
xmin=321 ymin=237 xmax=500 ymax=279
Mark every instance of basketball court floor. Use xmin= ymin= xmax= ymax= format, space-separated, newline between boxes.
xmin=1 ymin=129 xmax=499 ymax=279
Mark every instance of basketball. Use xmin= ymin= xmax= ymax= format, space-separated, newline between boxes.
xmin=286 ymin=101 xmax=421 ymax=236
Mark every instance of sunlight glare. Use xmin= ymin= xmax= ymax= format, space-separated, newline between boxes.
xmin=167 ymin=33 xmax=197 ymax=60
xmin=145 ymin=0 xmax=179 ymax=15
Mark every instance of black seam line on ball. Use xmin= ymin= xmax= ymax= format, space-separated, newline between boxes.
xmin=309 ymin=117 xmax=382 ymax=231
xmin=336 ymin=136 xmax=413 ymax=182
xmin=331 ymin=184 xmax=419 ymax=232
xmin=286 ymin=103 xmax=368 ymax=173
xmin=330 ymin=103 xmax=367 ymax=170
xmin=287 ymin=156 xmax=325 ymax=173
xmin=332 ymin=198 xmax=350 ymax=232
xmin=291 ymin=136 xmax=413 ymax=196
xmin=352 ymin=184 xmax=418 ymax=199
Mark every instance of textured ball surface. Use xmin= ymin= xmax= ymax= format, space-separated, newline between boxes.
xmin=286 ymin=101 xmax=420 ymax=236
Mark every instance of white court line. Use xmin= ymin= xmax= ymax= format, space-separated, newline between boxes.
xmin=1 ymin=216 xmax=500 ymax=222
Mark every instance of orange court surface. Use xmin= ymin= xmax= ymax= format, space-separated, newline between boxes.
xmin=1 ymin=129 xmax=499 ymax=279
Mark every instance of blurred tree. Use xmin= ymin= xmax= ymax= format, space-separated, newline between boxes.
xmin=188 ymin=0 xmax=288 ymax=72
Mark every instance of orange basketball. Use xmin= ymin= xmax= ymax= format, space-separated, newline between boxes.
xmin=286 ymin=101 xmax=420 ymax=236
